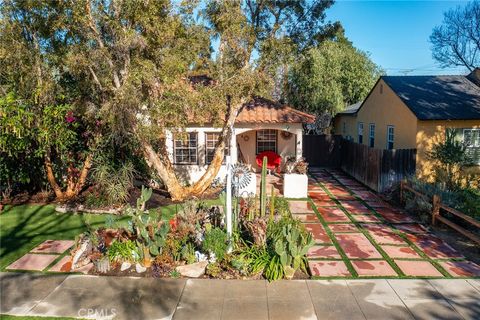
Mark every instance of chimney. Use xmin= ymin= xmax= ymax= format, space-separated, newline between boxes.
xmin=467 ymin=67 xmax=480 ymax=87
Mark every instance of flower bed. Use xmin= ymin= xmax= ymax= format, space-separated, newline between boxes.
xmin=69 ymin=182 xmax=313 ymax=280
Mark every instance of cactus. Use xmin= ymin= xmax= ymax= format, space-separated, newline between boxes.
xmin=260 ymin=156 xmax=267 ymax=217
xmin=269 ymin=185 xmax=275 ymax=220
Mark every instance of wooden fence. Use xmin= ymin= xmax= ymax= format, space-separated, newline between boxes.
xmin=302 ymin=135 xmax=416 ymax=192
xmin=341 ymin=140 xmax=417 ymax=192
xmin=400 ymin=181 xmax=480 ymax=245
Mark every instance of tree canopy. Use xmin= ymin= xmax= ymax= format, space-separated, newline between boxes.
xmin=430 ymin=0 xmax=480 ymax=71
xmin=287 ymin=33 xmax=382 ymax=116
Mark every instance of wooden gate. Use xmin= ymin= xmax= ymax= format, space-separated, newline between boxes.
xmin=302 ymin=135 xmax=342 ymax=167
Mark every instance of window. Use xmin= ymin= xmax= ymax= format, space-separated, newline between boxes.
xmin=174 ymin=132 xmax=198 ymax=164
xmin=463 ymin=129 xmax=480 ymax=164
xmin=205 ymin=132 xmax=229 ymax=164
xmin=387 ymin=126 xmax=394 ymax=150
xmin=256 ymin=129 xmax=277 ymax=154
xmin=358 ymin=122 xmax=364 ymax=144
xmin=369 ymin=123 xmax=375 ymax=148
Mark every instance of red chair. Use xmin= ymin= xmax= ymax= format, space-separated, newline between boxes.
xmin=256 ymin=151 xmax=282 ymax=174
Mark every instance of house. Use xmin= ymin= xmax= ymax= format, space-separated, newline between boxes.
xmin=333 ymin=68 xmax=480 ymax=181
xmin=166 ymin=97 xmax=315 ymax=183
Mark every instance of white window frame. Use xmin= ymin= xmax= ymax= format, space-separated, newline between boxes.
xmin=369 ymin=123 xmax=375 ymax=148
xmin=386 ymin=125 xmax=395 ymax=150
xmin=358 ymin=122 xmax=364 ymax=144
xmin=173 ymin=132 xmax=198 ymax=164
xmin=256 ymin=129 xmax=277 ymax=154
xmin=205 ymin=132 xmax=228 ymax=164
xmin=463 ymin=129 xmax=480 ymax=164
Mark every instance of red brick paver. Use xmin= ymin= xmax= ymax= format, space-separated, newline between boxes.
xmin=304 ymin=223 xmax=331 ymax=243
xmin=439 ymin=260 xmax=480 ymax=277
xmin=31 ymin=240 xmax=75 ymax=254
xmin=395 ymin=260 xmax=443 ymax=277
xmin=352 ymin=260 xmax=397 ymax=277
xmin=381 ymin=245 xmax=422 ymax=259
xmin=7 ymin=254 xmax=58 ymax=271
xmin=309 ymin=260 xmax=351 ymax=277
xmin=308 ymin=245 xmax=341 ymax=259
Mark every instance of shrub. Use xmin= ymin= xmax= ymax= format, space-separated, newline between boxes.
xmin=202 ymin=227 xmax=228 ymax=261
xmin=107 ymin=240 xmax=139 ymax=263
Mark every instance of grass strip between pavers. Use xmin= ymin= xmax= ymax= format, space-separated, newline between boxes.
xmin=323 ymin=170 xmax=453 ymax=279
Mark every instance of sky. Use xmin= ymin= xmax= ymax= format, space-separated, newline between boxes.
xmin=326 ymin=0 xmax=470 ymax=75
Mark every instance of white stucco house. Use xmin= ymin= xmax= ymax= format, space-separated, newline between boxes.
xmin=165 ymin=97 xmax=316 ymax=184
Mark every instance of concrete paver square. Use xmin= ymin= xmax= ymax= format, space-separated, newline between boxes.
xmin=0 ymin=272 xmax=67 ymax=315
xmin=224 ymin=280 xmax=266 ymax=299
xmin=388 ymin=279 xmax=443 ymax=300
xmin=395 ymin=260 xmax=443 ymax=277
xmin=30 ymin=275 xmax=186 ymax=320
xmin=222 ymin=298 xmax=268 ymax=320
xmin=295 ymin=214 xmax=320 ymax=223
xmin=380 ymin=246 xmax=421 ymax=259
xmin=352 ymin=214 xmax=381 ymax=223
xmin=289 ymin=201 xmax=315 ymax=214
xmin=447 ymin=299 xmax=480 ymax=320
xmin=403 ymin=299 xmax=463 ymax=320
xmin=308 ymin=245 xmax=341 ymax=259
xmin=317 ymin=209 xmax=351 ymax=223
xmin=313 ymin=199 xmax=338 ymax=207
xmin=334 ymin=194 xmax=358 ymax=201
xmin=310 ymin=296 xmax=366 ymax=320
xmin=48 ymin=256 xmax=72 ymax=272
xmin=268 ymin=298 xmax=317 ymax=320
xmin=352 ymin=261 xmax=397 ymax=277
xmin=354 ymin=191 xmax=379 ymax=201
xmin=7 ymin=254 xmax=58 ymax=271
xmin=369 ymin=232 xmax=406 ymax=245
xmin=422 ymin=245 xmax=464 ymax=259
xmin=394 ymin=223 xmax=428 ymax=234
xmin=31 ymin=240 xmax=75 ymax=254
xmin=346 ymin=279 xmax=398 ymax=300
xmin=340 ymin=201 xmax=370 ymax=213
xmin=356 ymin=299 xmax=414 ymax=320
xmin=438 ymin=260 xmax=480 ymax=277
xmin=343 ymin=245 xmax=383 ymax=259
xmin=329 ymin=224 xmax=359 ymax=233
xmin=309 ymin=260 xmax=351 ymax=277
xmin=266 ymin=280 xmax=311 ymax=301
xmin=304 ymin=223 xmax=331 ymax=243
xmin=428 ymin=279 xmax=480 ymax=300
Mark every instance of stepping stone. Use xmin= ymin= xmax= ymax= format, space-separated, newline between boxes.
xmin=295 ymin=214 xmax=320 ymax=223
xmin=369 ymin=232 xmax=406 ymax=245
xmin=49 ymin=256 xmax=72 ymax=272
xmin=334 ymin=194 xmax=357 ymax=201
xmin=329 ymin=224 xmax=359 ymax=233
xmin=31 ymin=240 xmax=75 ymax=254
xmin=313 ymin=199 xmax=338 ymax=207
xmin=7 ymin=254 xmax=58 ymax=271
xmin=352 ymin=215 xmax=381 ymax=223
xmin=304 ymin=224 xmax=331 ymax=243
xmin=365 ymin=201 xmax=388 ymax=208
xmin=381 ymin=245 xmax=422 ymax=259
xmin=352 ymin=260 xmax=397 ymax=277
xmin=308 ymin=193 xmax=332 ymax=201
xmin=307 ymin=245 xmax=341 ymax=259
xmin=336 ymin=234 xmax=382 ymax=259
xmin=339 ymin=201 xmax=370 ymax=214
xmin=407 ymin=234 xmax=464 ymax=259
xmin=394 ymin=223 xmax=428 ymax=234
xmin=288 ymin=201 xmax=315 ymax=214
xmin=318 ymin=209 xmax=351 ymax=223
xmin=336 ymin=233 xmax=373 ymax=246
xmin=309 ymin=260 xmax=351 ymax=277
xmin=395 ymin=260 xmax=443 ymax=277
xmin=378 ymin=212 xmax=415 ymax=223
xmin=438 ymin=260 xmax=480 ymax=277
xmin=353 ymin=191 xmax=379 ymax=201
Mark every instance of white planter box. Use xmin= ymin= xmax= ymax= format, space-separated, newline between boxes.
xmin=283 ymin=174 xmax=308 ymax=198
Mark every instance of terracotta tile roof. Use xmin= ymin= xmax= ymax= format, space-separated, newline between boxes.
xmin=236 ymin=97 xmax=316 ymax=124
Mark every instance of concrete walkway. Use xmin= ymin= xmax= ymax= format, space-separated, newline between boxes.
xmin=1 ymin=272 xmax=479 ymax=320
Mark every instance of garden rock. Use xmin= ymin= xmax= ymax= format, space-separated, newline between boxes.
xmin=176 ymin=261 xmax=208 ymax=278
xmin=120 ymin=262 xmax=131 ymax=271
xmin=135 ymin=263 xmax=147 ymax=273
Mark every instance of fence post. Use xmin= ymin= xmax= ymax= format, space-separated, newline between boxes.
xmin=432 ymin=194 xmax=441 ymax=226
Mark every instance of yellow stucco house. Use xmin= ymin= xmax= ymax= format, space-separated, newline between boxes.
xmin=333 ymin=68 xmax=480 ymax=181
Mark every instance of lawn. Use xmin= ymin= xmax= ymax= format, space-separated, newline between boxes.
xmin=0 ymin=202 xmax=188 ymax=271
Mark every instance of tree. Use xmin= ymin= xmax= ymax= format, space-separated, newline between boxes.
xmin=287 ymin=33 xmax=382 ymax=116
xmin=0 ymin=1 xmax=97 ymax=200
xmin=430 ymin=1 xmax=480 ymax=71
xmin=1 ymin=0 xmax=337 ymax=201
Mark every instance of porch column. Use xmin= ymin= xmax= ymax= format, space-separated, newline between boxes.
xmin=295 ymin=127 xmax=303 ymax=159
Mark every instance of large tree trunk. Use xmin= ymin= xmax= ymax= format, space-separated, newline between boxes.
xmin=140 ymin=99 xmax=242 ymax=201
xmin=44 ymin=150 xmax=93 ymax=201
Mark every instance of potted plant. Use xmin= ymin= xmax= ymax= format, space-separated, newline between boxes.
xmin=282 ymin=156 xmax=308 ymax=198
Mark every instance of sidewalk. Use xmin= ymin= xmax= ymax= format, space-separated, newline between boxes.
xmin=1 ymin=272 xmax=479 ymax=320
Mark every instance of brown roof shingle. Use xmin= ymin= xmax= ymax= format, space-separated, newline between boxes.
xmin=236 ymin=97 xmax=315 ymax=124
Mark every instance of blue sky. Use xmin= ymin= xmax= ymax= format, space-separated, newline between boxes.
xmin=326 ymin=0 xmax=470 ymax=75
